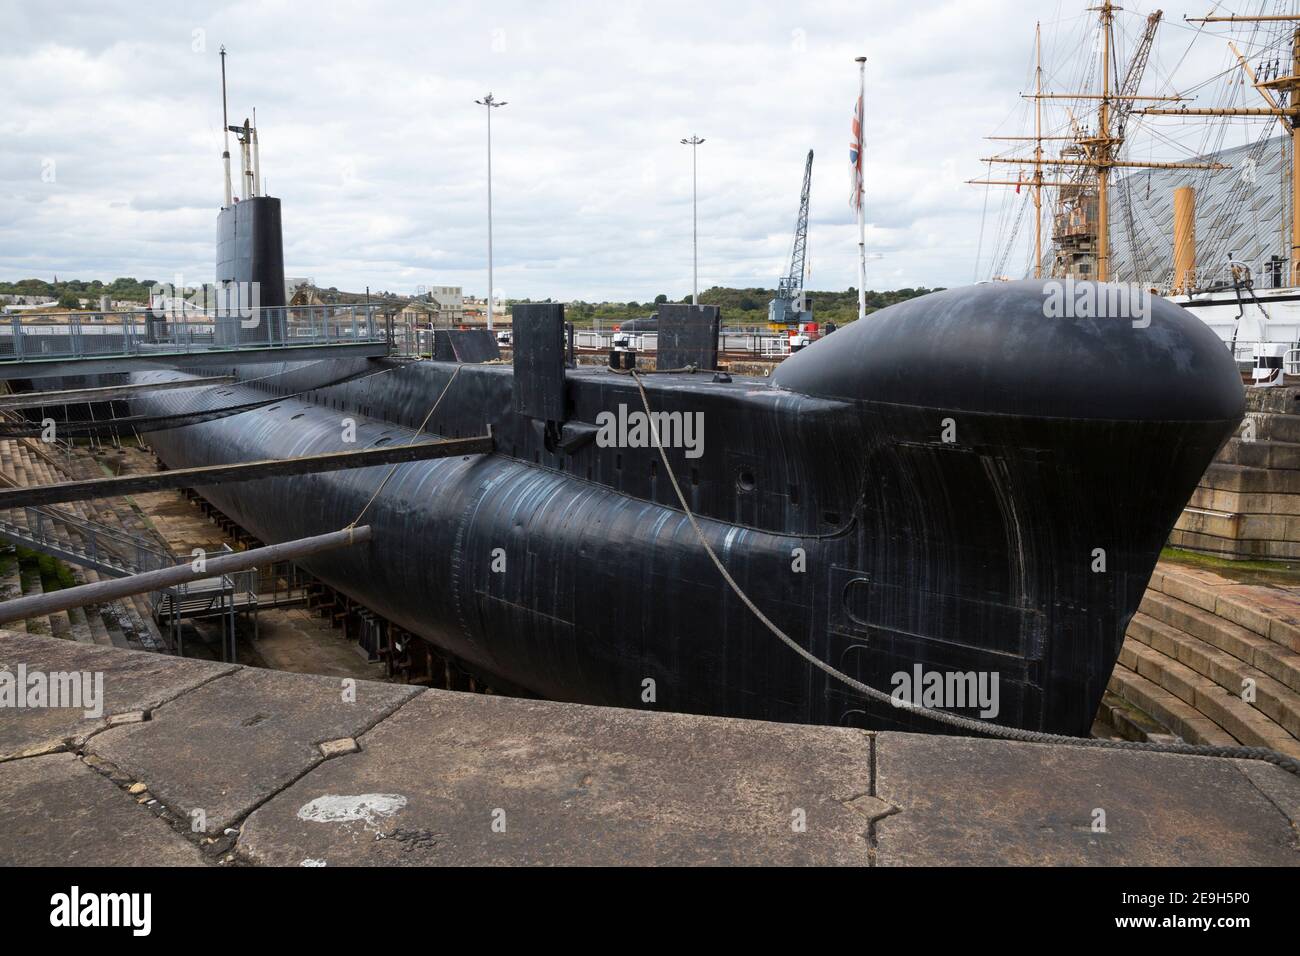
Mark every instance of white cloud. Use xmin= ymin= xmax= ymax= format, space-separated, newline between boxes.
xmin=0 ymin=0 xmax=1274 ymax=299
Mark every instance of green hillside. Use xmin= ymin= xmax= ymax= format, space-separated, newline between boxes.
xmin=531 ymin=285 xmax=944 ymax=329
xmin=2 ymin=277 xmax=942 ymax=328
xmin=0 ymin=277 xmax=158 ymax=306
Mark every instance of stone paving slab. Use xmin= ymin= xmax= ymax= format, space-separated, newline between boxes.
xmin=0 ymin=752 xmax=204 ymax=866
xmin=1235 ymin=759 xmax=1300 ymax=826
xmin=0 ymin=631 xmax=234 ymax=761
xmin=4 ymin=636 xmax=1299 ymax=866
xmin=86 ymin=666 xmax=419 ymax=834
xmin=873 ymin=733 xmax=1300 ymax=866
xmin=236 ymin=690 xmax=876 ymax=866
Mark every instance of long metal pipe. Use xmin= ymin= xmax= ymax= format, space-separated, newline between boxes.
xmin=692 ymin=139 xmax=699 ymax=305
xmin=682 ymin=135 xmax=705 ymax=305
xmin=0 ymin=526 xmax=372 ymax=625
xmin=220 ymin=46 xmax=233 ymax=208
xmin=0 ymin=436 xmax=492 ymax=509
xmin=252 ymin=108 xmax=261 ymax=197
xmin=476 ymin=94 xmax=506 ymax=331
xmin=0 ymin=377 xmax=238 ymax=409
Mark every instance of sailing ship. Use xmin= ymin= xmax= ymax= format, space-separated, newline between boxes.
xmin=976 ymin=3 xmax=1300 ymax=384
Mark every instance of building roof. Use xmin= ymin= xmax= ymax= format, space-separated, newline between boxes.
xmin=1106 ymin=133 xmax=1286 ymax=287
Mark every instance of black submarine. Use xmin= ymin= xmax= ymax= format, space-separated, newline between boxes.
xmin=113 ymin=66 xmax=1244 ymax=736
xmin=123 ymin=168 xmax=1245 ymax=736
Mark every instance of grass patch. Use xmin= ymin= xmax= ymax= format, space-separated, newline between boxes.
xmin=15 ymin=545 xmax=77 ymax=591
xmin=1160 ymin=546 xmax=1297 ymax=573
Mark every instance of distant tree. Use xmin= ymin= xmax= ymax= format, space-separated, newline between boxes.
xmin=654 ymin=294 xmax=668 ymax=304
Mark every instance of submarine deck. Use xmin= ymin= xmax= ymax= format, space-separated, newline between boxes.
xmin=0 ymin=631 xmax=1295 ymax=866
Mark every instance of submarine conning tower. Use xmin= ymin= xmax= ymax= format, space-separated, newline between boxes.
xmin=213 ymin=46 xmax=285 ymax=346
xmin=216 ymin=195 xmax=286 ymax=345
xmin=130 ymin=280 xmax=1243 ymax=737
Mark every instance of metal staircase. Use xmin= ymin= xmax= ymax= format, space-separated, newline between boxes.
xmin=0 ymin=504 xmax=174 ymax=579
xmin=0 ymin=384 xmax=258 ymax=658
xmin=0 ymin=488 xmax=257 ymax=658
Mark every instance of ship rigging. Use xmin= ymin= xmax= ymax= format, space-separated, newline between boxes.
xmin=974 ymin=2 xmax=1300 ymax=381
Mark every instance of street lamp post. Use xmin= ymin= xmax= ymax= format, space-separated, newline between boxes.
xmin=680 ymin=135 xmax=705 ymax=305
xmin=476 ymin=93 xmax=507 ymax=330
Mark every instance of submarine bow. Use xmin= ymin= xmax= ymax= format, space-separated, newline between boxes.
xmin=131 ymin=280 xmax=1243 ymax=737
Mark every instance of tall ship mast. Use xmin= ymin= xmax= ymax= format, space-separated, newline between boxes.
xmin=975 ymin=3 xmax=1300 ymax=383
xmin=975 ymin=3 xmax=1226 ymax=283
xmin=1143 ymin=9 xmax=1300 ymax=285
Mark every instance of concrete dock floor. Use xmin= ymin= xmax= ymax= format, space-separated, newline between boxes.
xmin=0 ymin=631 xmax=1296 ymax=866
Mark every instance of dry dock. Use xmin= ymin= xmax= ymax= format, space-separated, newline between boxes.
xmin=0 ymin=631 xmax=1295 ymax=866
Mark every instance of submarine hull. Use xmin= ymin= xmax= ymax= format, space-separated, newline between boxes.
xmin=130 ymin=282 xmax=1244 ymax=736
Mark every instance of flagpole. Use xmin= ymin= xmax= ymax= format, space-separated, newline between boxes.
xmin=855 ymin=56 xmax=867 ymax=323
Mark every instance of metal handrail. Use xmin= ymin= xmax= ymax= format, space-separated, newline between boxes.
xmin=0 ymin=505 xmax=174 ymax=574
xmin=1184 ymin=258 xmax=1291 ymax=295
xmin=159 ymin=543 xmax=257 ymax=608
xmin=1233 ymin=342 xmax=1259 ymax=363
xmin=0 ymin=493 xmax=263 ymax=641
xmin=570 ymin=329 xmax=811 ymax=356
xmin=0 ymin=304 xmax=384 ymax=363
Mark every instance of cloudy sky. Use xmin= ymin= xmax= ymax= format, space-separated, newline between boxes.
xmin=0 ymin=0 xmax=1284 ymax=300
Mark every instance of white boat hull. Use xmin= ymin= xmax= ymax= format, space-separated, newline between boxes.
xmin=1167 ymin=287 xmax=1300 ymax=384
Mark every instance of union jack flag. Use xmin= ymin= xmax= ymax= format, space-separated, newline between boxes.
xmin=852 ymin=93 xmax=863 ymax=209
xmin=849 ymin=93 xmax=864 ymax=210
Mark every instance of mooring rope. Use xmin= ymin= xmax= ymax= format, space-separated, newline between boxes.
xmin=626 ymin=369 xmax=1300 ymax=777
xmin=608 ymin=363 xmax=701 ymax=376
xmin=346 ymin=364 xmax=464 ymax=530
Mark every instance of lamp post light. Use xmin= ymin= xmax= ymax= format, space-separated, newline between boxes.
xmin=476 ymin=93 xmax=507 ymax=330
xmin=680 ymin=135 xmax=705 ymax=306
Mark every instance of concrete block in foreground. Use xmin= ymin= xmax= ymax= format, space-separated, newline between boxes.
xmin=0 ymin=753 xmax=204 ymax=866
xmin=0 ymin=632 xmax=234 ymax=762
xmin=237 ymin=690 xmax=876 ymax=866
xmin=86 ymin=666 xmax=419 ymax=834
xmin=873 ymin=732 xmax=1300 ymax=866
